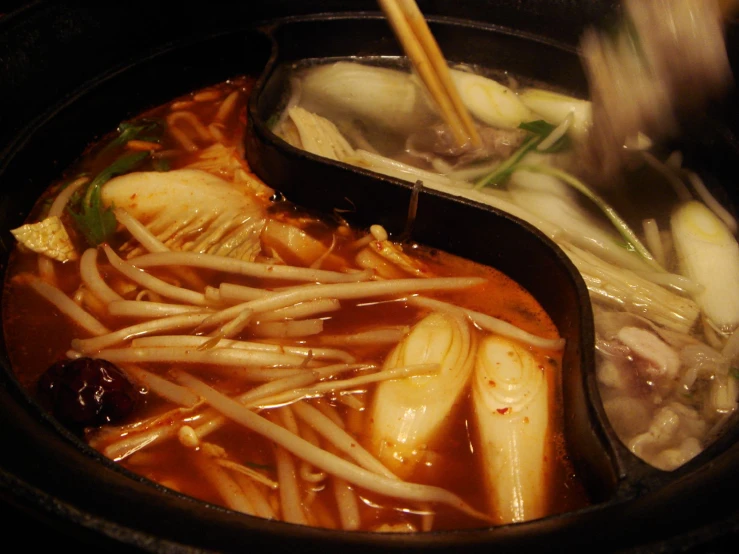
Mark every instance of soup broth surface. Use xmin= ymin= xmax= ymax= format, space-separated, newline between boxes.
xmin=2 ymin=76 xmax=589 ymax=531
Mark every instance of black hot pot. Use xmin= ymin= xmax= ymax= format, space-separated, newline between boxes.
xmin=0 ymin=1 xmax=738 ymax=552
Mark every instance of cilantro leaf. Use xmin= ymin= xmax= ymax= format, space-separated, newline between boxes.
xmin=68 ymin=151 xmax=149 ymax=246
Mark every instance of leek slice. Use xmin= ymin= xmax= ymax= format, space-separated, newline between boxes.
xmin=472 ymin=335 xmax=550 ymax=524
xmin=449 ymin=69 xmax=532 ymax=130
xmin=671 ymin=200 xmax=739 ymax=336
xmin=519 ymin=88 xmax=592 ymax=141
xmin=299 ymin=61 xmax=434 ymax=134
xmin=369 ymin=312 xmax=474 ymax=478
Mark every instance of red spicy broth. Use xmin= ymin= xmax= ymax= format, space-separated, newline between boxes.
xmin=2 ymin=77 xmax=589 ymax=531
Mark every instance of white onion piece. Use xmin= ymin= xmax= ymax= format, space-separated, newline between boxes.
xmin=299 ymin=61 xmax=434 ymax=134
xmin=369 ymin=312 xmax=474 ymax=478
xmin=449 ymin=69 xmax=532 ymax=130
xmin=519 ymin=88 xmax=592 ymax=140
xmin=684 ymin=170 xmax=738 ymax=234
xmin=472 ymin=335 xmax=550 ymax=524
xmin=671 ymin=200 xmax=739 ymax=336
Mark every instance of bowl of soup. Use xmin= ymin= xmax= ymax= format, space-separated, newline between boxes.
xmin=0 ymin=1 xmax=738 ymax=551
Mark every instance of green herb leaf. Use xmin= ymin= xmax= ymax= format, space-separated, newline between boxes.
xmin=68 ymin=184 xmax=118 ymax=247
xmin=730 ymin=367 xmax=739 ymax=380
xmin=85 ymin=151 xmax=150 ymax=202
xmin=519 ymin=119 xmax=571 ymax=153
xmin=102 ymin=118 xmax=165 ymax=153
xmin=68 ymin=151 xmax=149 ymax=246
xmin=474 ymin=120 xmax=570 ymax=190
xmin=518 ymin=120 xmax=557 ymax=136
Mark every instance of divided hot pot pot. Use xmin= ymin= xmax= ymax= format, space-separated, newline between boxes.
xmin=0 ymin=2 xmax=738 ymax=551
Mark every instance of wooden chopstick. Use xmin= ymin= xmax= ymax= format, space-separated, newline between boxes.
xmin=379 ymin=0 xmax=482 ymax=148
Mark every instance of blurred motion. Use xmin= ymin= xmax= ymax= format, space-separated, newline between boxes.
xmin=582 ymin=0 xmax=735 ymax=180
